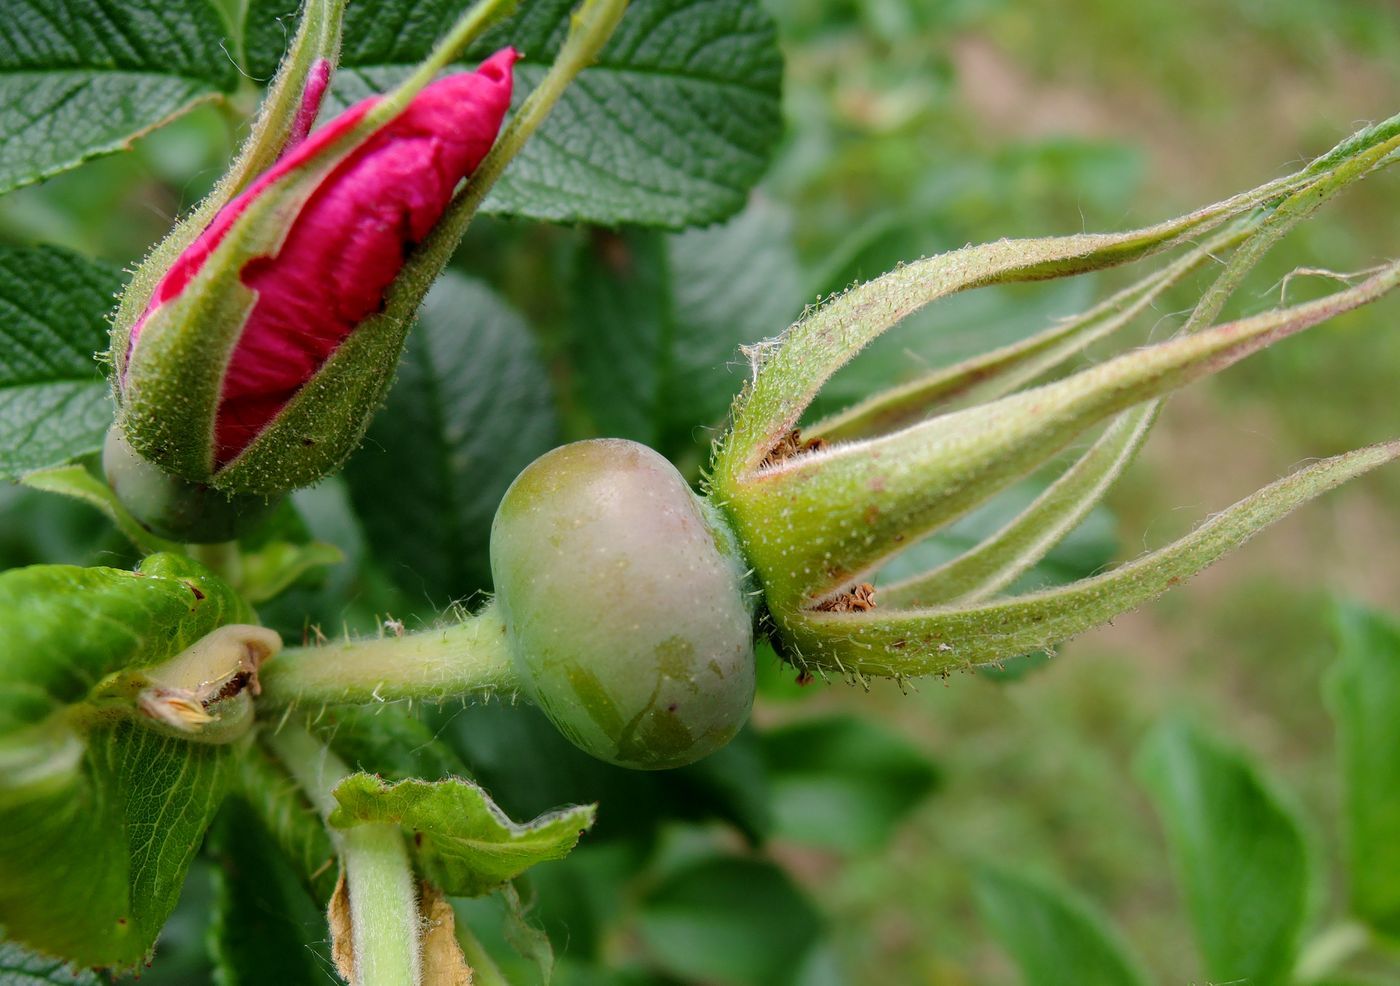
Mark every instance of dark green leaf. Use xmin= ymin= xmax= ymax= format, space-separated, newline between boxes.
xmin=0 ymin=940 xmax=99 ymax=985
xmin=433 ymin=702 xmax=771 ymax=843
xmin=760 ymin=715 xmax=939 ymax=852
xmin=569 ymin=199 xmax=803 ymax=456
xmin=208 ymin=798 xmax=334 ymax=986
xmin=313 ymin=705 xmax=472 ymax=783
xmin=972 ymin=865 xmax=1150 ymax=986
xmin=233 ymin=741 xmax=338 ymax=905
xmin=525 ymin=841 xmax=647 ymax=964
xmin=1135 ymin=717 xmax=1312 ymax=985
xmin=1328 ymin=603 xmax=1400 ymax=940
xmin=344 ymin=272 xmax=556 ymax=604
xmin=245 ymin=0 xmax=784 ymax=227
xmin=0 ymin=246 xmax=123 ymax=481
xmin=635 ymin=855 xmax=823 ymax=986
xmin=0 ymin=0 xmax=237 ymax=194
xmin=329 ymin=773 xmax=596 ymax=897
xmin=0 ymin=554 xmax=250 ymax=969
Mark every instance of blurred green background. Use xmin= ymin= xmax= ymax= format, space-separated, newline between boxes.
xmin=3 ymin=0 xmax=1399 ymax=983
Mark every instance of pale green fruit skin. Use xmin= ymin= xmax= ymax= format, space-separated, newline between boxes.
xmin=491 ymin=439 xmax=755 ymax=770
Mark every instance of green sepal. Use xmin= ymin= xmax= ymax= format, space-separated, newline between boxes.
xmin=211 ymin=284 xmax=418 ymax=494
xmin=0 ymin=554 xmax=255 ymax=970
xmin=775 ymin=441 xmax=1399 ymax=679
xmin=733 ymin=262 xmax=1400 ymax=615
xmin=712 ymin=111 xmax=1400 ymax=487
xmin=879 ymin=405 xmax=1154 ymax=608
xmin=329 ymin=774 xmax=596 ymax=897
xmin=108 ymin=0 xmax=349 ymax=365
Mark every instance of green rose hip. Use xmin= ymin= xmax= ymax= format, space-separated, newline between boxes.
xmin=491 ymin=439 xmax=756 ymax=769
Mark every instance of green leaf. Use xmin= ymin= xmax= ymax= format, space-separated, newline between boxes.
xmin=245 ymin=0 xmax=784 ymax=227
xmin=344 ymin=272 xmax=556 ymax=603
xmin=313 ymin=705 xmax=472 ymax=783
xmin=433 ymin=701 xmax=772 ymax=843
xmin=569 ymin=199 xmax=803 ymax=455
xmin=0 ymin=940 xmax=99 ymax=985
xmin=0 ymin=246 xmax=123 ymax=481
xmin=0 ymin=0 xmax=238 ymax=195
xmin=207 ymin=798 xmax=334 ymax=986
xmin=20 ymin=464 xmax=182 ymax=556
xmin=1328 ymin=603 xmax=1400 ymax=940
xmin=1135 ymin=717 xmax=1312 ymax=985
xmin=972 ymin=865 xmax=1150 ymax=986
xmin=760 ymin=715 xmax=939 ymax=852
xmin=0 ymin=553 xmax=251 ymax=969
xmin=635 ymin=855 xmax=824 ymax=986
xmin=238 ymin=539 xmax=344 ymax=605
xmin=329 ymin=774 xmax=596 ymax=897
xmin=232 ymin=740 xmax=338 ymax=905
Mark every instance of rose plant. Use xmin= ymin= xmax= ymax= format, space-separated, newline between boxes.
xmin=0 ymin=0 xmax=1398 ymax=983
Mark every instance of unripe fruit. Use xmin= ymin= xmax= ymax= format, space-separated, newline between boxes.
xmin=491 ymin=439 xmax=755 ymax=769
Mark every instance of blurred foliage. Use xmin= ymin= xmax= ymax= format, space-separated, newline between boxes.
xmin=2 ymin=0 xmax=1400 ymax=983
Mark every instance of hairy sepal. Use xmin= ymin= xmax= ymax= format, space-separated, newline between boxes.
xmin=778 ymin=441 xmax=1400 ymax=679
xmin=715 ymin=112 xmax=1400 ymax=484
xmin=109 ymin=0 xmax=349 ymax=364
xmin=731 ymin=261 xmax=1400 ymax=614
xmin=807 ymin=227 xmax=1243 ymax=444
xmin=880 ymin=406 xmax=1155 ymax=608
xmin=873 ymin=117 xmax=1398 ymax=609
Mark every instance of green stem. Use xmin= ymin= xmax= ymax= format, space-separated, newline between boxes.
xmin=1294 ymin=920 xmax=1372 ymax=982
xmin=267 ymin=725 xmax=422 ymax=986
xmin=438 ymin=0 xmax=631 ymax=234
xmin=397 ymin=0 xmax=519 ymax=94
xmin=259 ymin=599 xmax=519 ymax=707
xmin=456 ymin=922 xmax=511 ymax=986
xmin=186 ymin=540 xmax=243 ymax=587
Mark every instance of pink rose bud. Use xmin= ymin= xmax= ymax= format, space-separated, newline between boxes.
xmin=111 ymin=48 xmax=517 ymax=524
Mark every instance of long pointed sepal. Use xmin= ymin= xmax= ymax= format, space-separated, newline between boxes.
xmin=778 ymin=440 xmax=1400 ymax=680
xmin=724 ymin=260 xmax=1400 ymax=613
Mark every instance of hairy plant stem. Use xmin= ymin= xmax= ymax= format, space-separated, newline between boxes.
xmin=438 ymin=0 xmax=630 ymax=233
xmin=260 ymin=599 xmax=519 ymax=708
xmin=267 ymin=724 xmax=422 ymax=986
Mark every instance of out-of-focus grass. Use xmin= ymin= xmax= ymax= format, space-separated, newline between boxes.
xmin=762 ymin=0 xmax=1400 ymax=981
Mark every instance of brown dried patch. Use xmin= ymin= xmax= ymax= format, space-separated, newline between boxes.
xmin=814 ymin=582 xmax=877 ymax=613
xmin=421 ymin=883 xmax=474 ymax=985
xmin=207 ymin=671 xmax=252 ymax=704
xmin=329 ymin=870 xmax=355 ymax=984
xmin=760 ymin=429 xmax=828 ymax=468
